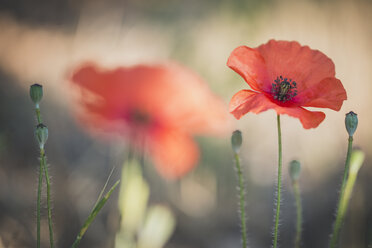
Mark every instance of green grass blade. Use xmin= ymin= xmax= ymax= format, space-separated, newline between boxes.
xmin=71 ymin=180 xmax=120 ymax=248
xmin=92 ymin=166 xmax=116 ymax=210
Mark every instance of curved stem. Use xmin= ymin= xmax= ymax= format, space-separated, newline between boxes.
xmin=273 ymin=114 xmax=282 ymax=248
xmin=234 ymin=153 xmax=248 ymax=248
xmin=329 ymin=136 xmax=353 ymax=248
xmin=41 ymin=148 xmax=55 ymax=248
xmin=293 ymin=181 xmax=302 ymax=248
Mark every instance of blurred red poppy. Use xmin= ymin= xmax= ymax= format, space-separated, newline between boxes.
xmin=71 ymin=63 xmax=229 ymax=179
xmin=228 ymin=40 xmax=347 ymax=129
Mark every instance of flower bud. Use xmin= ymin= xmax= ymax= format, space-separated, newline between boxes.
xmin=35 ymin=123 xmax=48 ymax=149
xmin=289 ymin=160 xmax=301 ymax=181
xmin=345 ymin=111 xmax=358 ymax=137
xmin=231 ymin=130 xmax=242 ymax=153
xmin=30 ymin=84 xmax=43 ymax=105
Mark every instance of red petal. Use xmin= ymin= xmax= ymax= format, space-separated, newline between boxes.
xmin=148 ymin=128 xmax=199 ymax=179
xmin=296 ymin=77 xmax=347 ymax=111
xmin=274 ymin=107 xmax=326 ymax=129
xmin=227 ymin=46 xmax=271 ymax=92
xmin=71 ymin=64 xmax=103 ymax=94
xmin=148 ymin=64 xmax=230 ymax=135
xmin=229 ymin=90 xmax=325 ymax=128
xmin=71 ymin=63 xmax=230 ymax=135
xmin=71 ymin=62 xmax=231 ymax=179
xmin=229 ymin=90 xmax=276 ymax=119
xmin=256 ymin=40 xmax=335 ymax=92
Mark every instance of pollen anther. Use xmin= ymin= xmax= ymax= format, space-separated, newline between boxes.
xmin=271 ymin=76 xmax=298 ymax=102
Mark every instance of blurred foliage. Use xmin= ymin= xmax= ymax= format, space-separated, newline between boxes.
xmin=0 ymin=0 xmax=272 ymax=28
xmin=116 ymin=159 xmax=175 ymax=248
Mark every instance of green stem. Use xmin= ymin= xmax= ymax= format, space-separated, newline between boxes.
xmin=273 ymin=114 xmax=282 ymax=248
xmin=329 ymin=136 xmax=353 ymax=248
xmin=34 ymin=105 xmax=54 ymax=247
xmin=41 ymin=148 xmax=55 ymax=248
xmin=35 ymin=107 xmax=43 ymax=124
xmin=293 ymin=181 xmax=302 ymax=248
xmin=37 ymin=152 xmax=43 ymax=248
xmin=234 ymin=153 xmax=248 ymax=248
xmin=340 ymin=136 xmax=353 ymax=196
xmin=35 ymin=104 xmax=44 ymax=247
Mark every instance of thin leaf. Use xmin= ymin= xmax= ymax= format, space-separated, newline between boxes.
xmin=71 ymin=180 xmax=120 ymax=248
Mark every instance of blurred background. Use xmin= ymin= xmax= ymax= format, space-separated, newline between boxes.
xmin=0 ymin=0 xmax=371 ymax=247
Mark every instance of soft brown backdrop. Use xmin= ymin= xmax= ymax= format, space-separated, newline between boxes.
xmin=0 ymin=0 xmax=371 ymax=247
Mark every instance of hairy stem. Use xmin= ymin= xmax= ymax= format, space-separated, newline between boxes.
xmin=36 ymin=105 xmax=44 ymax=248
xmin=41 ymin=148 xmax=54 ymax=248
xmin=329 ymin=136 xmax=353 ymax=248
xmin=36 ymin=153 xmax=43 ymax=248
xmin=293 ymin=181 xmax=302 ymax=248
xmin=234 ymin=153 xmax=248 ymax=248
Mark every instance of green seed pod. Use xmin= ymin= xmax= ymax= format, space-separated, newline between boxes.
xmin=30 ymin=84 xmax=43 ymax=105
xmin=231 ymin=130 xmax=242 ymax=153
xmin=289 ymin=160 xmax=301 ymax=181
xmin=345 ymin=111 xmax=358 ymax=137
xmin=35 ymin=123 xmax=48 ymax=149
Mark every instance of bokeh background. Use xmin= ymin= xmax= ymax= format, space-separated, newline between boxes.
xmin=0 ymin=0 xmax=371 ymax=247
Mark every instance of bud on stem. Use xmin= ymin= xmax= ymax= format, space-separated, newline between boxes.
xmin=30 ymin=84 xmax=43 ymax=106
xmin=231 ymin=130 xmax=243 ymax=154
xmin=35 ymin=123 xmax=48 ymax=149
xmin=345 ymin=111 xmax=358 ymax=137
xmin=289 ymin=160 xmax=301 ymax=182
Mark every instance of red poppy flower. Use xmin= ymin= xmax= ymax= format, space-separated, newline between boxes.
xmin=70 ymin=63 xmax=229 ymax=179
xmin=228 ymin=40 xmax=347 ymax=129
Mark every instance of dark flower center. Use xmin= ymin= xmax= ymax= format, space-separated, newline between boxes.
xmin=130 ymin=109 xmax=151 ymax=125
xmin=271 ymin=76 xmax=297 ymax=103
